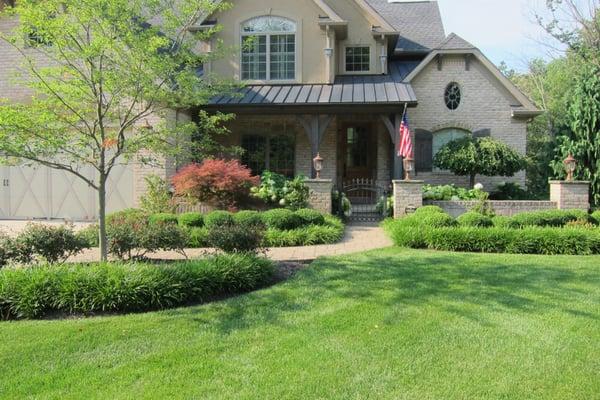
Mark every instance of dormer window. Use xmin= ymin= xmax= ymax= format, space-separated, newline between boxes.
xmin=345 ymin=46 xmax=371 ymax=72
xmin=241 ymin=16 xmax=296 ymax=81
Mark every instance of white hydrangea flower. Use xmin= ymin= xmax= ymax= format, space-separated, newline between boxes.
xmin=474 ymin=183 xmax=484 ymax=191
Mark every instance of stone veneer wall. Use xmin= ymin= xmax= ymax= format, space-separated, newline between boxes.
xmin=305 ymin=179 xmax=333 ymax=214
xmin=424 ymin=200 xmax=558 ymax=218
xmin=408 ymin=54 xmax=529 ymax=189
xmin=550 ymin=181 xmax=590 ymax=210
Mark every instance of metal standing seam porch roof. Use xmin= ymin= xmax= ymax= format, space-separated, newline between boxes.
xmin=207 ymin=74 xmax=418 ymax=110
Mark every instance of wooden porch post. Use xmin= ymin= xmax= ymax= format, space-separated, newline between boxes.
xmin=380 ymin=113 xmax=403 ymax=180
xmin=296 ymin=115 xmax=334 ymax=178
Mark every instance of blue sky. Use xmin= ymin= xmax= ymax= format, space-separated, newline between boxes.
xmin=435 ymin=0 xmax=556 ymax=70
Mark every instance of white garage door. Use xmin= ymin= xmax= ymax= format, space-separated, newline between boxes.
xmin=0 ymin=164 xmax=134 ymax=221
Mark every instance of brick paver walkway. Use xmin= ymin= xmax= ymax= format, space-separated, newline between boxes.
xmin=66 ymin=223 xmax=392 ymax=263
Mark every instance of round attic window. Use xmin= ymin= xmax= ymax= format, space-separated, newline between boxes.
xmin=444 ymin=82 xmax=461 ymax=110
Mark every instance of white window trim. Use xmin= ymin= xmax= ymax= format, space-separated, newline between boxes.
xmin=236 ymin=14 xmax=302 ymax=84
xmin=342 ymin=45 xmax=373 ymax=75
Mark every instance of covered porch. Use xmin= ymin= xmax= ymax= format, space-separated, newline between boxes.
xmin=203 ymin=76 xmax=418 ymax=189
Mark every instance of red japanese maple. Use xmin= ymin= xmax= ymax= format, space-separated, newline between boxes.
xmin=172 ymin=159 xmax=259 ymax=210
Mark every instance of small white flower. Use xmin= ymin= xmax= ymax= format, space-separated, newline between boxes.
xmin=474 ymin=183 xmax=484 ymax=191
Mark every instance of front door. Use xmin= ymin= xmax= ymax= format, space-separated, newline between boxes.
xmin=340 ymin=123 xmax=375 ymax=181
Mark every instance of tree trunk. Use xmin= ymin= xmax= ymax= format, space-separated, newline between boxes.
xmin=98 ymin=173 xmax=108 ymax=262
xmin=469 ymin=174 xmax=476 ymax=188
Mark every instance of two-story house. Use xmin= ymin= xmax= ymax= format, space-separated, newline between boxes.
xmin=201 ymin=0 xmax=540 ymax=190
xmin=0 ymin=0 xmax=541 ymax=220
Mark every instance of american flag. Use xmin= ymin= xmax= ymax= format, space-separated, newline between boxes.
xmin=398 ymin=113 xmax=413 ymax=158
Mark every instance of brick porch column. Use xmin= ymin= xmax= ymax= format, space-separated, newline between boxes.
xmin=549 ymin=180 xmax=590 ymax=210
xmin=305 ymin=179 xmax=333 ymax=214
xmin=393 ymin=180 xmax=423 ymax=218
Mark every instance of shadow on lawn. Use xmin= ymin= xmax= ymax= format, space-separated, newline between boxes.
xmin=165 ymin=250 xmax=600 ymax=334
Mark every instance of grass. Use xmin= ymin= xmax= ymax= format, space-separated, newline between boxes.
xmin=1 ymin=248 xmax=600 ymax=399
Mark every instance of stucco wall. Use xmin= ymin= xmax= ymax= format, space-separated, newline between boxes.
xmin=208 ymin=0 xmax=384 ymax=83
xmin=408 ymin=55 xmax=528 ymax=190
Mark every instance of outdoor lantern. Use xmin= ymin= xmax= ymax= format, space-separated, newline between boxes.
xmin=313 ymin=153 xmax=324 ymax=179
xmin=403 ymin=156 xmax=415 ymax=181
xmin=563 ymin=154 xmax=577 ymax=181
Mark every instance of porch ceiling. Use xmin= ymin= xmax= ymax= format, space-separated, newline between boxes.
xmin=204 ymin=75 xmax=418 ymax=113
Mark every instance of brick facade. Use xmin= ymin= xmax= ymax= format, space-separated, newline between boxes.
xmin=425 ymin=200 xmax=558 ymax=218
xmin=409 ymin=55 xmax=529 ymax=190
xmin=305 ymin=179 xmax=333 ymax=214
xmin=550 ymin=181 xmax=590 ymax=211
xmin=392 ymin=180 xmax=423 ymax=218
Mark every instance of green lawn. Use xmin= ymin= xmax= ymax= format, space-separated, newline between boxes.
xmin=2 ymin=249 xmax=600 ymax=399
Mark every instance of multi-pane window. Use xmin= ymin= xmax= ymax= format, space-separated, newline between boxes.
xmin=241 ymin=16 xmax=296 ymax=81
xmin=241 ymin=134 xmax=295 ymax=177
xmin=345 ymin=46 xmax=370 ymax=72
xmin=346 ymin=127 xmax=368 ymax=168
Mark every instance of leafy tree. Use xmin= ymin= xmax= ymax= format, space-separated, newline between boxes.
xmin=551 ymin=63 xmax=600 ymax=205
xmin=0 ymin=0 xmax=234 ymax=260
xmin=506 ymin=58 xmax=576 ymax=197
xmin=434 ymin=137 xmax=525 ymax=188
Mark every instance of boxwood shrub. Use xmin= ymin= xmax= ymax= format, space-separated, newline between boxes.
xmin=0 ymin=254 xmax=275 ymax=320
xmin=178 ymin=212 xmax=204 ymax=228
xmin=148 ymin=213 xmax=178 ymax=225
xmin=233 ymin=210 xmax=265 ymax=227
xmin=295 ymin=208 xmax=326 ymax=226
xmin=204 ymin=211 xmax=234 ymax=229
xmin=262 ymin=209 xmax=302 ymax=230
xmin=457 ymin=211 xmax=494 ymax=228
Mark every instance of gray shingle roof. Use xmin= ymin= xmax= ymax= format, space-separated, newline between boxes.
xmin=366 ymin=0 xmax=446 ymax=51
xmin=208 ymin=75 xmax=417 ymax=107
xmin=436 ymin=32 xmax=476 ymax=50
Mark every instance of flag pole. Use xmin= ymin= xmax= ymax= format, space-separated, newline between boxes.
xmin=400 ymin=103 xmax=408 ymax=180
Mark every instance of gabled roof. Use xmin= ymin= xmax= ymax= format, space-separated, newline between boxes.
xmin=437 ymin=32 xmax=476 ymax=50
xmin=366 ymin=0 xmax=446 ymax=51
xmin=403 ymin=33 xmax=541 ymax=116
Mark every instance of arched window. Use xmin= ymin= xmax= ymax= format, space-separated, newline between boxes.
xmin=432 ymin=128 xmax=470 ymax=169
xmin=241 ymin=16 xmax=297 ymax=81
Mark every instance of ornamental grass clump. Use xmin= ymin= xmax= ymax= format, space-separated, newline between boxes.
xmin=457 ymin=211 xmax=494 ymax=228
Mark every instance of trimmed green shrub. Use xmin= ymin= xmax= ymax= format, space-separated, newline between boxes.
xmin=457 ymin=211 xmax=493 ymax=228
xmin=510 ymin=209 xmax=590 ymax=228
xmin=592 ymin=210 xmax=600 ymax=225
xmin=187 ymin=227 xmax=209 ymax=248
xmin=107 ymin=208 xmax=148 ymax=225
xmin=149 ymin=213 xmax=178 ymax=225
xmin=208 ymin=223 xmax=265 ymax=254
xmin=262 ymin=208 xmax=302 ymax=230
xmin=107 ymin=212 xmax=188 ymax=260
xmin=178 ymin=212 xmax=204 ymax=228
xmin=425 ymin=227 xmax=514 ymax=253
xmin=204 ymin=211 xmax=234 ymax=229
xmin=77 ymin=224 xmax=99 ymax=248
xmin=0 ymin=233 xmax=32 ymax=267
xmin=233 ymin=210 xmax=265 ymax=227
xmin=295 ymin=209 xmax=326 ymax=226
xmin=0 ymin=254 xmax=275 ymax=320
xmin=18 ymin=224 xmax=87 ymax=264
xmin=421 ymin=212 xmax=457 ymax=228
